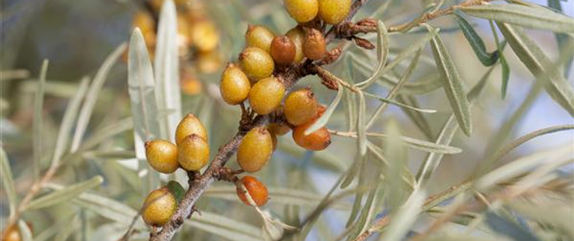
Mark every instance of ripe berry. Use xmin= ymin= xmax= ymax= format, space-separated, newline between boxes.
xmin=284 ymin=87 xmax=318 ymax=126
xmin=180 ymin=69 xmax=203 ymax=95
xmin=292 ymin=108 xmax=331 ymax=150
xmin=239 ymin=47 xmax=275 ymax=81
xmin=318 ymin=0 xmax=352 ymax=25
xmin=236 ymin=176 xmax=269 ymax=206
xmin=245 ymin=25 xmax=276 ymax=53
xmin=220 ymin=63 xmax=251 ymax=105
xmin=195 ymin=50 xmax=222 ymax=74
xmin=145 ymin=140 xmax=179 ymax=174
xmin=303 ymin=28 xmax=326 ymax=60
xmin=142 ymin=187 xmax=177 ymax=227
xmin=248 ymin=77 xmax=285 ymax=115
xmin=270 ymin=36 xmax=296 ymax=66
xmin=176 ymin=114 xmax=208 ymax=145
xmin=267 ymin=123 xmax=290 ymax=136
xmin=178 ymin=134 xmax=210 ymax=171
xmin=190 ymin=20 xmax=220 ymax=52
xmin=284 ymin=0 xmax=319 ymax=23
xmin=2 ymin=223 xmax=31 ymax=241
xmin=237 ymin=127 xmax=273 ymax=172
xmin=285 ymin=26 xmax=305 ymax=63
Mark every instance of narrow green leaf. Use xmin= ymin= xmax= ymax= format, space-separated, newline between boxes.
xmin=430 ymin=31 xmax=472 ymax=136
xmin=509 ymin=200 xmax=574 ymax=240
xmin=53 ymin=214 xmax=79 ymax=241
xmin=347 ymin=160 xmax=381 ymax=239
xmin=454 ymin=12 xmax=499 ymax=66
xmin=72 ymin=191 xmax=144 ymax=229
xmin=489 ymin=20 xmax=511 ymax=99
xmin=383 ymin=119 xmax=409 ymax=212
xmin=0 ymin=148 xmax=17 ymax=217
xmin=363 ymin=92 xmax=436 ymax=113
xmin=396 ymin=95 xmax=433 ymax=139
xmin=498 ymin=23 xmax=574 ymax=116
xmin=355 ymin=20 xmax=389 ymax=89
xmin=33 ymin=60 xmax=48 ymax=180
xmin=154 ymin=0 xmax=182 ymax=141
xmin=33 ymin=213 xmax=77 ymax=241
xmin=71 ymin=44 xmax=126 ymax=151
xmin=305 ymin=82 xmax=343 ymax=135
xmin=185 ymin=211 xmax=263 ymax=241
xmin=485 ymin=211 xmax=541 ymax=241
xmin=26 ymin=176 xmax=104 ymax=210
xmin=461 ymin=3 xmax=574 ymax=33
xmin=547 ymin=0 xmax=573 ymax=77
xmin=334 ymin=131 xmax=461 ymax=154
xmin=50 ymin=77 xmax=89 ymax=167
xmin=357 ymin=92 xmax=367 ymax=156
xmin=379 ymin=189 xmax=426 ymax=241
xmin=18 ymin=220 xmax=33 ymax=241
xmin=340 ymin=154 xmax=363 ymax=189
xmin=166 ymin=180 xmax=185 ymax=203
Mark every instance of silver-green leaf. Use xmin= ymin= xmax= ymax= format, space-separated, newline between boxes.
xmin=26 ymin=176 xmax=104 ymax=210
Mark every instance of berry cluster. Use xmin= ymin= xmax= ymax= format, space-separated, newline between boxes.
xmin=128 ymin=0 xmax=222 ymax=95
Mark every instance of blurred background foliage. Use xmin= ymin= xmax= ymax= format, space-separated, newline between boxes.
xmin=1 ymin=0 xmax=573 ymax=240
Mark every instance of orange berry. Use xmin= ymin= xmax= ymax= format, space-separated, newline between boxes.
xmin=284 ymin=87 xmax=318 ymax=125
xmin=176 ymin=114 xmax=208 ymax=145
xmin=284 ymin=0 xmax=319 ymax=23
xmin=178 ymin=134 xmax=210 ymax=171
xmin=285 ymin=26 xmax=306 ymax=63
xmin=318 ymin=0 xmax=352 ymax=25
xmin=292 ymin=123 xmax=331 ymax=151
xmin=220 ymin=63 xmax=251 ymax=105
xmin=236 ymin=176 xmax=269 ymax=206
xmin=145 ymin=140 xmax=179 ymax=174
xmin=239 ymin=47 xmax=275 ymax=81
xmin=248 ymin=77 xmax=285 ymax=115
xmin=303 ymin=28 xmax=326 ymax=60
xmin=237 ymin=127 xmax=273 ymax=172
xmin=245 ymin=25 xmax=275 ymax=53
xmin=270 ymin=36 xmax=296 ymax=65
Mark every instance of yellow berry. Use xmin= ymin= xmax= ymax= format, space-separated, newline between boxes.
xmin=176 ymin=114 xmax=208 ymax=145
xmin=178 ymin=134 xmax=210 ymax=171
xmin=195 ymin=50 xmax=222 ymax=73
xmin=180 ymin=71 xmax=203 ymax=95
xmin=318 ymin=0 xmax=351 ymax=25
xmin=286 ymin=26 xmax=305 ymax=63
xmin=237 ymin=127 xmax=273 ymax=172
xmin=245 ymin=25 xmax=275 ymax=53
xmin=220 ymin=63 xmax=251 ymax=105
xmin=236 ymin=176 xmax=269 ymax=206
xmin=270 ymin=36 xmax=296 ymax=66
xmin=267 ymin=123 xmax=290 ymax=136
xmin=284 ymin=87 xmax=318 ymax=125
xmin=248 ymin=77 xmax=285 ymax=115
xmin=190 ymin=20 xmax=219 ymax=52
xmin=303 ymin=28 xmax=326 ymax=60
xmin=145 ymin=140 xmax=179 ymax=174
xmin=142 ymin=187 xmax=177 ymax=227
xmin=239 ymin=47 xmax=275 ymax=81
xmin=284 ymin=0 xmax=319 ymax=23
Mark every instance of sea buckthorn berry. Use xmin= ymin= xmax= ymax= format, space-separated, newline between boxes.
xmin=267 ymin=123 xmax=290 ymax=136
xmin=237 ymin=127 xmax=273 ymax=172
xmin=239 ymin=47 xmax=275 ymax=81
xmin=318 ymin=0 xmax=351 ymax=25
xmin=248 ymin=77 xmax=285 ymax=115
xmin=284 ymin=0 xmax=319 ymax=23
xmin=284 ymin=87 xmax=318 ymax=126
xmin=150 ymin=0 xmax=191 ymax=13
xmin=293 ymin=123 xmax=331 ymax=151
xmin=178 ymin=134 xmax=210 ymax=171
xmin=245 ymin=25 xmax=275 ymax=53
xmin=176 ymin=114 xmax=208 ymax=145
xmin=195 ymin=50 xmax=222 ymax=74
xmin=190 ymin=20 xmax=220 ymax=52
xmin=145 ymin=140 xmax=179 ymax=174
xmin=181 ymin=73 xmax=203 ymax=95
xmin=220 ymin=63 xmax=251 ymax=105
xmin=142 ymin=187 xmax=177 ymax=227
xmin=286 ymin=26 xmax=305 ymax=63
xmin=270 ymin=36 xmax=296 ymax=66
xmin=236 ymin=176 xmax=269 ymax=206
xmin=303 ymin=28 xmax=326 ymax=60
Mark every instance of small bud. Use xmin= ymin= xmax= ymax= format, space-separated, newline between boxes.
xmin=303 ymin=28 xmax=326 ymax=60
xmin=353 ymin=37 xmax=375 ymax=50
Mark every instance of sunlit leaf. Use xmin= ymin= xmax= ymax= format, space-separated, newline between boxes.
xmin=357 ymin=92 xmax=367 ymax=156
xmin=26 ymin=176 xmax=104 ymax=210
xmin=355 ymin=20 xmax=389 ymax=89
xmin=461 ymin=3 xmax=574 ymax=33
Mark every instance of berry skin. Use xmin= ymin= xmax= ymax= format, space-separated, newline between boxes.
xmin=220 ymin=63 xmax=251 ymax=105
xmin=145 ymin=140 xmax=179 ymax=174
xmin=292 ymin=107 xmax=331 ymax=150
xmin=248 ymin=77 xmax=285 ymax=115
xmin=178 ymin=134 xmax=210 ymax=171
xmin=237 ymin=127 xmax=273 ymax=172
xmin=285 ymin=26 xmax=306 ymax=63
xmin=190 ymin=20 xmax=219 ymax=52
xmin=318 ymin=0 xmax=352 ymax=25
xmin=284 ymin=87 xmax=318 ymax=126
xmin=142 ymin=187 xmax=177 ymax=227
xmin=236 ymin=176 xmax=269 ymax=206
xmin=270 ymin=36 xmax=296 ymax=66
xmin=303 ymin=28 xmax=326 ymax=60
xmin=245 ymin=25 xmax=276 ymax=53
xmin=176 ymin=114 xmax=208 ymax=145
xmin=267 ymin=123 xmax=290 ymax=136
xmin=239 ymin=47 xmax=275 ymax=81
xmin=284 ymin=0 xmax=319 ymax=23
